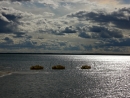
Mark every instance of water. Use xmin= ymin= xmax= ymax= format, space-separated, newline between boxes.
xmin=0 ymin=54 xmax=129 ymax=98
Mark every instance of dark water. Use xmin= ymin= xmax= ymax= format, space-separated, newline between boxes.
xmin=0 ymin=54 xmax=130 ymax=98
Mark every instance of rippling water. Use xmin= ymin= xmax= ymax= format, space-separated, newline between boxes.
xmin=0 ymin=54 xmax=130 ymax=98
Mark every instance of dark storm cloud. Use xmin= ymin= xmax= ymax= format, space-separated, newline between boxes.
xmin=2 ymin=13 xmax=22 ymax=21
xmin=0 ymin=7 xmax=22 ymax=33
xmin=0 ymin=7 xmax=23 ymax=20
xmin=48 ymin=26 xmax=77 ymax=35
xmin=79 ymin=32 xmax=92 ymax=38
xmin=78 ymin=26 xmax=123 ymax=38
xmin=89 ymin=26 xmax=123 ymax=38
xmin=62 ymin=26 xmax=77 ymax=33
xmin=0 ymin=18 xmax=11 ymax=33
xmin=68 ymin=8 xmax=130 ymax=29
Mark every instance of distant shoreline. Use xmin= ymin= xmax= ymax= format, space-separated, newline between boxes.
xmin=0 ymin=53 xmax=130 ymax=55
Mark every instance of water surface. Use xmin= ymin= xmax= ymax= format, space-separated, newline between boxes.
xmin=0 ymin=54 xmax=129 ymax=98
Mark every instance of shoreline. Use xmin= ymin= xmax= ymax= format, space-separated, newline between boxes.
xmin=0 ymin=71 xmax=12 ymax=77
xmin=0 ymin=53 xmax=130 ymax=55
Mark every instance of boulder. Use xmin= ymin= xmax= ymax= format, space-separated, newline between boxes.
xmin=30 ymin=65 xmax=44 ymax=70
xmin=52 ymin=65 xmax=65 ymax=69
xmin=81 ymin=65 xmax=91 ymax=69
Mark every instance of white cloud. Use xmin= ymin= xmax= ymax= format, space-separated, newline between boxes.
xmin=37 ymin=0 xmax=58 ymax=9
xmin=43 ymin=12 xmax=55 ymax=17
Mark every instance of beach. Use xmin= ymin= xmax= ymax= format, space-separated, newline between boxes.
xmin=0 ymin=71 xmax=12 ymax=77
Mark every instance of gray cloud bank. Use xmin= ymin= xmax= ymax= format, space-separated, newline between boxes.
xmin=68 ymin=7 xmax=130 ymax=30
xmin=0 ymin=4 xmax=130 ymax=53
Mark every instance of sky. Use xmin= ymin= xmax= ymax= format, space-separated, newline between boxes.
xmin=0 ymin=0 xmax=130 ymax=53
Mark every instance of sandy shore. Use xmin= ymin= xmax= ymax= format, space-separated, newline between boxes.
xmin=0 ymin=71 xmax=12 ymax=77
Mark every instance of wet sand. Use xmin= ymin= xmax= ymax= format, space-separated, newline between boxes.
xmin=0 ymin=71 xmax=12 ymax=77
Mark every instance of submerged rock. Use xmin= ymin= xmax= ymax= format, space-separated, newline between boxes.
xmin=81 ymin=65 xmax=91 ymax=69
xmin=52 ymin=65 xmax=65 ymax=69
xmin=30 ymin=65 xmax=44 ymax=70
xmin=0 ymin=71 xmax=12 ymax=77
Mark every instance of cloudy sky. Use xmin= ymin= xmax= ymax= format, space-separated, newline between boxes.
xmin=0 ymin=0 xmax=130 ymax=53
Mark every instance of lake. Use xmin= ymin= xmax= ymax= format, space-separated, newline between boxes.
xmin=0 ymin=54 xmax=129 ymax=98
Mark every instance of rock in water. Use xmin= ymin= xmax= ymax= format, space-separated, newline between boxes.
xmin=30 ymin=65 xmax=44 ymax=70
xmin=81 ymin=65 xmax=91 ymax=69
xmin=52 ymin=65 xmax=65 ymax=69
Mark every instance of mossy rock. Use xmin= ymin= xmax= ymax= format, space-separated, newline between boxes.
xmin=81 ymin=65 xmax=91 ymax=69
xmin=30 ymin=65 xmax=44 ymax=70
xmin=52 ymin=65 xmax=65 ymax=69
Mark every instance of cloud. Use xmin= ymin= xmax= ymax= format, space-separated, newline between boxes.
xmin=3 ymin=37 xmax=14 ymax=44
xmin=62 ymin=26 xmax=77 ymax=33
xmin=77 ymin=25 xmax=123 ymax=38
xmin=68 ymin=7 xmax=130 ymax=29
xmin=63 ymin=45 xmax=81 ymax=51
xmin=89 ymin=26 xmax=123 ymax=38
xmin=78 ymin=32 xmax=92 ymax=38
xmin=43 ymin=12 xmax=55 ymax=17
xmin=0 ymin=7 xmax=26 ymax=33
xmin=0 ymin=6 xmax=48 ymax=34
xmin=87 ymin=37 xmax=130 ymax=53
xmin=13 ymin=32 xmax=26 ymax=38
xmin=0 ymin=1 xmax=130 ymax=53
xmin=0 ymin=14 xmax=12 ymax=33
xmin=37 ymin=0 xmax=58 ymax=9
xmin=101 ymin=38 xmax=130 ymax=46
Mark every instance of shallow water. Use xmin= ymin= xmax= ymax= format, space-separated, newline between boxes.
xmin=0 ymin=54 xmax=130 ymax=98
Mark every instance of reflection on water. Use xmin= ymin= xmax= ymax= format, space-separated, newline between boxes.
xmin=0 ymin=54 xmax=130 ymax=98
